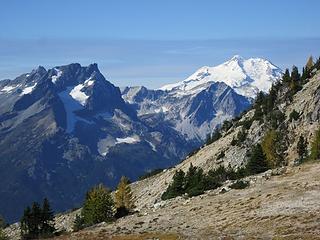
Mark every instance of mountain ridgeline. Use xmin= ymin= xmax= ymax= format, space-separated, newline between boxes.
xmin=0 ymin=56 xmax=282 ymax=222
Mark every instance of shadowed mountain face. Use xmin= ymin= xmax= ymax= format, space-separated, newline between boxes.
xmin=0 ymin=58 xmax=273 ymax=222
xmin=0 ymin=63 xmax=195 ymax=222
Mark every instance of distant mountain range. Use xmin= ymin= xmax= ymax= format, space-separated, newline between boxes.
xmin=0 ymin=56 xmax=282 ymax=222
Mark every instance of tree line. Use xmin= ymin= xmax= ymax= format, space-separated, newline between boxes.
xmin=17 ymin=176 xmax=134 ymax=239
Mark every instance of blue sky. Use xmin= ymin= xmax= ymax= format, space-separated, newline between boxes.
xmin=1 ymin=0 xmax=319 ymax=88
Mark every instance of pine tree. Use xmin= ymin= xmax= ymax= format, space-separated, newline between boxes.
xmin=297 ymin=135 xmax=308 ymax=162
xmin=290 ymin=66 xmax=301 ymax=94
xmin=20 ymin=202 xmax=42 ymax=239
xmin=73 ymin=214 xmax=85 ymax=232
xmin=246 ymin=144 xmax=269 ymax=174
xmin=282 ymin=68 xmax=291 ymax=84
xmin=40 ymin=198 xmax=55 ymax=237
xmin=306 ymin=56 xmax=314 ymax=71
xmin=310 ymin=127 xmax=320 ymax=160
xmin=184 ymin=164 xmax=205 ymax=197
xmin=261 ymin=130 xmax=285 ymax=168
xmin=0 ymin=216 xmax=5 ymax=229
xmin=81 ymin=184 xmax=114 ymax=226
xmin=115 ymin=176 xmax=134 ymax=214
xmin=161 ymin=169 xmax=185 ymax=200
xmin=20 ymin=206 xmax=32 ymax=239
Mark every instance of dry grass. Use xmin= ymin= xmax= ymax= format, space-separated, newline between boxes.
xmin=53 ymin=232 xmax=182 ymax=240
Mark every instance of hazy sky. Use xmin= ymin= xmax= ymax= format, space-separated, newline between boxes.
xmin=1 ymin=0 xmax=319 ymax=88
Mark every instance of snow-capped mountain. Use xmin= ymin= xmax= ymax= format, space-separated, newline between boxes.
xmin=0 ymin=63 xmax=194 ymax=222
xmin=160 ymin=55 xmax=283 ymax=98
xmin=123 ymin=56 xmax=281 ymax=142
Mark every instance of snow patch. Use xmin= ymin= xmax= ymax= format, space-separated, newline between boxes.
xmin=69 ymin=84 xmax=89 ymax=106
xmin=146 ymin=140 xmax=157 ymax=152
xmin=20 ymin=83 xmax=37 ymax=96
xmin=97 ymin=136 xmax=116 ymax=156
xmin=51 ymin=68 xmax=63 ymax=84
xmin=97 ymin=135 xmax=140 ymax=156
xmin=1 ymin=85 xmax=15 ymax=93
xmin=84 ymin=78 xmax=95 ymax=86
xmin=58 ymin=87 xmax=92 ymax=133
xmin=116 ymin=136 xmax=140 ymax=144
xmin=155 ymin=106 xmax=170 ymax=113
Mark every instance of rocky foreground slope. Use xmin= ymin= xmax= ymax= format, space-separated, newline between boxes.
xmin=6 ymin=162 xmax=318 ymax=240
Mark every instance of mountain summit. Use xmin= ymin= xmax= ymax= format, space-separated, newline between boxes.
xmin=160 ymin=55 xmax=283 ymax=98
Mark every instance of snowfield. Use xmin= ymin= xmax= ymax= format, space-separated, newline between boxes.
xmin=160 ymin=55 xmax=283 ymax=98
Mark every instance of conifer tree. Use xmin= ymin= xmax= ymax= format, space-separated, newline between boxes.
xmin=282 ymin=69 xmax=291 ymax=84
xmin=184 ymin=164 xmax=205 ymax=197
xmin=311 ymin=127 xmax=320 ymax=160
xmin=161 ymin=170 xmax=185 ymax=200
xmin=261 ymin=130 xmax=284 ymax=168
xmin=40 ymin=198 xmax=55 ymax=237
xmin=0 ymin=216 xmax=5 ymax=229
xmin=115 ymin=176 xmax=134 ymax=212
xmin=81 ymin=184 xmax=114 ymax=226
xmin=297 ymin=135 xmax=308 ymax=162
xmin=290 ymin=66 xmax=301 ymax=94
xmin=246 ymin=144 xmax=269 ymax=174
xmin=306 ymin=56 xmax=314 ymax=71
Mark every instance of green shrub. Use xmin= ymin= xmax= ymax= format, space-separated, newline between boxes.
xmin=73 ymin=215 xmax=85 ymax=232
xmin=230 ymin=180 xmax=249 ymax=189
xmin=221 ymin=120 xmax=233 ymax=132
xmin=216 ymin=151 xmax=225 ymax=160
xmin=206 ymin=130 xmax=222 ymax=145
xmin=289 ymin=110 xmax=300 ymax=122
xmin=231 ymin=129 xmax=248 ymax=146
xmin=0 ymin=216 xmax=6 ymax=229
xmin=0 ymin=229 xmax=8 ymax=240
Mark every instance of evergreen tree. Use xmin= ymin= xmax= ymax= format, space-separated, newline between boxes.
xmin=262 ymin=130 xmax=284 ymax=168
xmin=290 ymin=66 xmax=302 ymax=94
xmin=306 ymin=56 xmax=314 ymax=71
xmin=184 ymin=164 xmax=205 ymax=197
xmin=282 ymin=69 xmax=291 ymax=84
xmin=114 ymin=176 xmax=134 ymax=217
xmin=246 ymin=144 xmax=269 ymax=174
xmin=20 ymin=202 xmax=42 ymax=239
xmin=20 ymin=206 xmax=32 ymax=239
xmin=40 ymin=198 xmax=55 ymax=237
xmin=310 ymin=127 xmax=320 ymax=160
xmin=81 ymin=184 xmax=114 ymax=226
xmin=161 ymin=170 xmax=185 ymax=200
xmin=297 ymin=135 xmax=308 ymax=162
xmin=73 ymin=214 xmax=85 ymax=232
xmin=0 ymin=216 xmax=5 ymax=229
